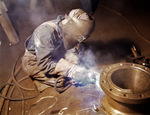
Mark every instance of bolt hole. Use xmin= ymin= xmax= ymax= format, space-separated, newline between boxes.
xmin=108 ymin=66 xmax=111 ymax=69
xmin=102 ymin=72 xmax=105 ymax=75
xmin=110 ymin=89 xmax=112 ymax=91
xmin=123 ymin=94 xmax=126 ymax=97
xmin=139 ymin=94 xmax=143 ymax=98
xmin=102 ymin=80 xmax=106 ymax=83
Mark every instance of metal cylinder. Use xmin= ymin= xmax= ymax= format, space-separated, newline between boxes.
xmin=100 ymin=63 xmax=150 ymax=115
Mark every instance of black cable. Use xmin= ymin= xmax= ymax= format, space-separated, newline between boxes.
xmin=0 ymin=83 xmax=39 ymax=101
xmin=11 ymin=51 xmax=35 ymax=91
xmin=0 ymin=50 xmax=38 ymax=115
xmin=4 ymin=76 xmax=35 ymax=115
xmin=0 ymin=83 xmax=25 ymax=115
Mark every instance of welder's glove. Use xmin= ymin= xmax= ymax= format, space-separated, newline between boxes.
xmin=54 ymin=58 xmax=75 ymax=76
xmin=68 ymin=65 xmax=99 ymax=86
xmin=54 ymin=58 xmax=99 ymax=86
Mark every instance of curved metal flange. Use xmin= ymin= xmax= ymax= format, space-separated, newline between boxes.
xmin=100 ymin=63 xmax=150 ymax=104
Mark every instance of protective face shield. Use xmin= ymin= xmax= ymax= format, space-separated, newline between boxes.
xmin=62 ymin=9 xmax=95 ymax=50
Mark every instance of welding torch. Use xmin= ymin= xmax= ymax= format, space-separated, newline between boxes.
xmin=54 ymin=70 xmax=98 ymax=93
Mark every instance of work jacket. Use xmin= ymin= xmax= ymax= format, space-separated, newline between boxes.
xmin=22 ymin=15 xmax=68 ymax=76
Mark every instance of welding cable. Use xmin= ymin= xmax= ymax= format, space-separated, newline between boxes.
xmin=0 ymin=65 xmax=21 ymax=113
xmin=0 ymin=50 xmax=37 ymax=113
xmin=0 ymin=83 xmax=25 ymax=115
xmin=0 ymin=83 xmax=39 ymax=101
xmin=11 ymin=51 xmax=35 ymax=91
xmin=11 ymin=64 xmax=35 ymax=91
xmin=99 ymin=4 xmax=150 ymax=44
xmin=54 ymin=76 xmax=72 ymax=93
xmin=4 ymin=76 xmax=38 ymax=115
xmin=0 ymin=50 xmax=39 ymax=100
xmin=0 ymin=82 xmax=39 ymax=115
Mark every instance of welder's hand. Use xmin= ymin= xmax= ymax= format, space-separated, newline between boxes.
xmin=68 ymin=66 xmax=99 ymax=86
xmin=54 ymin=58 xmax=99 ymax=86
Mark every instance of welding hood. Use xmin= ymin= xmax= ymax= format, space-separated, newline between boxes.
xmin=62 ymin=9 xmax=95 ymax=49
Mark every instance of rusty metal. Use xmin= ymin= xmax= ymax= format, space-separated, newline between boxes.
xmin=100 ymin=63 xmax=150 ymax=115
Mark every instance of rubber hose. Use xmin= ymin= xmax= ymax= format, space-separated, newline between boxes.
xmin=4 ymin=76 xmax=37 ymax=115
xmin=0 ymin=83 xmax=39 ymax=101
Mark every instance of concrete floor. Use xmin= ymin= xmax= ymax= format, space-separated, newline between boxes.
xmin=0 ymin=0 xmax=150 ymax=114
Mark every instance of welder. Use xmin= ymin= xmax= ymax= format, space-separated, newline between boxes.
xmin=22 ymin=8 xmax=98 ymax=91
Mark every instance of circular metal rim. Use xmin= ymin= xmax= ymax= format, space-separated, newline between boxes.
xmin=100 ymin=63 xmax=150 ymax=104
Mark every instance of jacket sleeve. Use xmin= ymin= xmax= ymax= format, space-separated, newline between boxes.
xmin=33 ymin=24 xmax=58 ymax=74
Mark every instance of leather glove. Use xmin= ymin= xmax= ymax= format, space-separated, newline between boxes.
xmin=54 ymin=58 xmax=99 ymax=86
xmin=54 ymin=58 xmax=75 ymax=76
xmin=68 ymin=65 xmax=99 ymax=86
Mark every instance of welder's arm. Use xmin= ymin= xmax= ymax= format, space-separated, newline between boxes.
xmin=33 ymin=24 xmax=58 ymax=74
xmin=54 ymin=58 xmax=75 ymax=76
xmin=54 ymin=58 xmax=99 ymax=85
xmin=54 ymin=43 xmax=82 ymax=75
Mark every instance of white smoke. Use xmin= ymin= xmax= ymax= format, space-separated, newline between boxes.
xmin=79 ymin=48 xmax=97 ymax=69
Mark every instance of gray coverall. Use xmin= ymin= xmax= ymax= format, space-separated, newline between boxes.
xmin=22 ymin=15 xmax=78 ymax=83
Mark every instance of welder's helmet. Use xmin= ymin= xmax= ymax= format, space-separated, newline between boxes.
xmin=62 ymin=9 xmax=95 ymax=49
